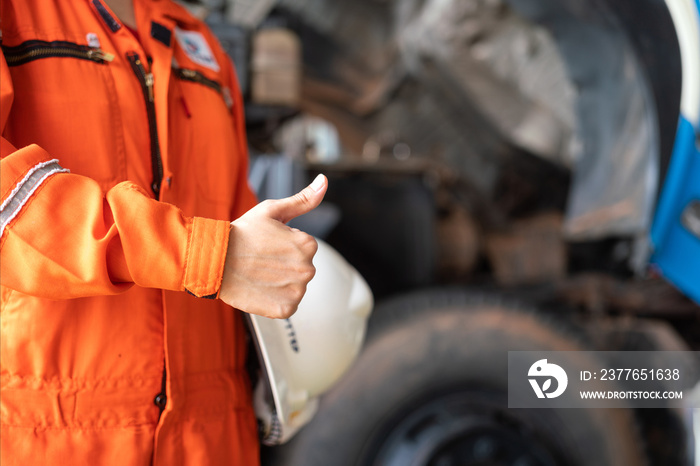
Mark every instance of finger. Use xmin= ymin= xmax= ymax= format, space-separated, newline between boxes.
xmin=266 ymin=174 xmax=328 ymax=224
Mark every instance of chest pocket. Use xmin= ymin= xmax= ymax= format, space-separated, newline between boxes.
xmin=2 ymin=40 xmax=127 ymax=190
xmin=169 ymin=66 xmax=241 ymax=207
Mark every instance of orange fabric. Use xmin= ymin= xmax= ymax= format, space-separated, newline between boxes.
xmin=0 ymin=0 xmax=259 ymax=464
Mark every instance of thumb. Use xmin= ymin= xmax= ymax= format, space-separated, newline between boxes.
xmin=266 ymin=174 xmax=328 ymax=223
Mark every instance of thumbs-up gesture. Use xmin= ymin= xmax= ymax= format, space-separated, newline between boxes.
xmin=219 ymin=174 xmax=328 ymax=319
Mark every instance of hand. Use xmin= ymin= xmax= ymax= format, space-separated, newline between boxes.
xmin=219 ymin=174 xmax=328 ymax=319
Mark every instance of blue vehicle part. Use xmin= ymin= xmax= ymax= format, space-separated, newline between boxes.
xmin=651 ymin=116 xmax=700 ymax=303
xmin=650 ymin=0 xmax=700 ymax=302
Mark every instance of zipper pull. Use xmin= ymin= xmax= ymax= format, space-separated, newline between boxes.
xmin=88 ymin=48 xmax=115 ymax=62
xmin=181 ymin=69 xmax=196 ymax=79
xmin=145 ymin=73 xmax=155 ymax=102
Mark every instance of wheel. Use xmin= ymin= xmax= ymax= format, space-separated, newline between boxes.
xmin=591 ymin=318 xmax=699 ymax=466
xmin=262 ymin=291 xmax=647 ymax=466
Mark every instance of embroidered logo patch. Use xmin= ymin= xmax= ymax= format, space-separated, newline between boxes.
xmin=86 ymin=32 xmax=101 ymax=48
xmin=174 ymin=27 xmax=219 ymax=72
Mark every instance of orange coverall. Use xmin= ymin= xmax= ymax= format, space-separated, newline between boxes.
xmin=0 ymin=0 xmax=260 ymax=464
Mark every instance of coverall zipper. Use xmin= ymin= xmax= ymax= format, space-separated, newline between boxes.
xmin=127 ymin=52 xmax=164 ymax=198
xmin=173 ymin=68 xmax=222 ymax=95
xmin=127 ymin=53 xmax=168 ymax=418
xmin=2 ymin=40 xmax=114 ymax=66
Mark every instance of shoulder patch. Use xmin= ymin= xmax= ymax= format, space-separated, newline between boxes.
xmin=174 ymin=27 xmax=219 ymax=72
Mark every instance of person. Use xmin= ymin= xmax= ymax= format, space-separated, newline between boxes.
xmin=0 ymin=0 xmax=327 ymax=464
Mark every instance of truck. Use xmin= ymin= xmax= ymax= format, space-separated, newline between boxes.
xmin=203 ymin=0 xmax=700 ymax=464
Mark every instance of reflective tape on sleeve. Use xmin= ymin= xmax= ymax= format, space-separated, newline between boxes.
xmin=0 ymin=159 xmax=69 ymax=238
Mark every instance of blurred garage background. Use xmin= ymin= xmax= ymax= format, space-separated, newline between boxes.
xmin=187 ymin=0 xmax=700 ymax=464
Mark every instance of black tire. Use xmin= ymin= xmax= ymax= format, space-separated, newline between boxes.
xmin=591 ymin=318 xmax=699 ymax=466
xmin=262 ymin=291 xmax=647 ymax=466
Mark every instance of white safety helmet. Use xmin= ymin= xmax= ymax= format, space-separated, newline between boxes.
xmin=247 ymin=238 xmax=374 ymax=445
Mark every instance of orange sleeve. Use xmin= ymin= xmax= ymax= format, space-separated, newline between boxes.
xmin=0 ymin=51 xmax=230 ymax=300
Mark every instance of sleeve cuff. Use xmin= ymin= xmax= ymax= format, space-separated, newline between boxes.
xmin=183 ymin=216 xmax=231 ymax=298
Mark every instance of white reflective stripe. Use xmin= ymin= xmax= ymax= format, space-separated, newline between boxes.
xmin=0 ymin=160 xmax=69 ymax=238
xmin=0 ymin=159 xmax=67 ymax=211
